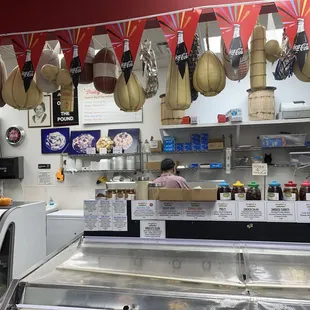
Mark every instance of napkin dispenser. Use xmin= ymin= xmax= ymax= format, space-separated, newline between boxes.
xmin=0 ymin=157 xmax=24 ymax=179
xmin=280 ymin=101 xmax=310 ymax=119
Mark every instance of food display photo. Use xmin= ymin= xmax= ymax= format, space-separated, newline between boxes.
xmin=41 ymin=127 xmax=70 ymax=154
xmin=69 ymin=130 xmax=101 ymax=154
xmin=108 ymin=128 xmax=140 ymax=153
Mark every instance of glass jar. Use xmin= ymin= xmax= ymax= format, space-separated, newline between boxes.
xmin=246 ymin=181 xmax=261 ymax=200
xmin=267 ymin=180 xmax=283 ymax=201
xmin=232 ymin=181 xmax=246 ymax=201
xmin=217 ymin=181 xmax=232 ymax=200
xmin=283 ymin=181 xmax=299 ymax=201
xmin=300 ymin=180 xmax=310 ymax=201
xmin=126 ymin=189 xmax=136 ymax=200
xmin=117 ymin=189 xmax=126 ymax=200
xmin=107 ymin=189 xmax=117 ymax=201
xmin=148 ymin=183 xmax=163 ymax=200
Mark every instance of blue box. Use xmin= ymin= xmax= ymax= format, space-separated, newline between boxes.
xmin=201 ymin=143 xmax=208 ymax=151
xmin=200 ymin=133 xmax=209 ymax=143
xmin=184 ymin=143 xmax=192 ymax=151
xmin=189 ymin=163 xmax=199 ymax=168
xmin=176 ymin=143 xmax=184 ymax=152
xmin=164 ymin=136 xmax=175 ymax=143
xmin=192 ymin=143 xmax=201 ymax=151
xmin=210 ymin=162 xmax=223 ymax=169
xmin=261 ymin=138 xmax=283 ymax=148
xmin=191 ymin=134 xmax=201 ymax=143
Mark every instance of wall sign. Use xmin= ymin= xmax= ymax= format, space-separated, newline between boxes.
xmin=53 ymin=89 xmax=79 ymax=127
xmin=38 ymin=164 xmax=51 ymax=169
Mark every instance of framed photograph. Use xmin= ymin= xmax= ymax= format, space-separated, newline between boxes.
xmin=69 ymin=130 xmax=101 ymax=154
xmin=28 ymin=94 xmax=52 ymax=128
xmin=41 ymin=128 xmax=70 ymax=154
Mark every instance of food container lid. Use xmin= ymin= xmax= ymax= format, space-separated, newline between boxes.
xmin=148 ymin=183 xmax=163 ymax=187
xmin=248 ymin=181 xmax=259 ymax=188
xmin=218 ymin=181 xmax=229 ymax=187
xmin=301 ymin=180 xmax=310 ymax=187
xmin=137 ymin=176 xmax=149 ymax=181
xmin=269 ymin=180 xmax=281 ymax=187
xmin=284 ymin=180 xmax=297 ymax=187
xmin=233 ymin=181 xmax=244 ymax=187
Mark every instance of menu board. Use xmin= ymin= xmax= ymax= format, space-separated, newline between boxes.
xmin=80 ymin=84 xmax=143 ymax=124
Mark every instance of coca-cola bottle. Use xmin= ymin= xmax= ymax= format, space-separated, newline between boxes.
xmin=229 ymin=24 xmax=244 ymax=72
xmin=121 ymin=39 xmax=134 ymax=84
xmin=175 ymin=30 xmax=188 ymax=78
xmin=21 ymin=50 xmax=34 ymax=92
xmin=70 ymin=45 xmax=82 ymax=88
xmin=293 ymin=18 xmax=309 ymax=71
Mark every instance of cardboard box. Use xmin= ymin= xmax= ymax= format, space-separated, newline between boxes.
xmin=159 ymin=188 xmax=191 ymax=201
xmin=208 ymin=139 xmax=224 ymax=150
xmin=145 ymin=161 xmax=162 ymax=171
xmin=150 ymin=140 xmax=162 ymax=152
xmin=191 ymin=188 xmax=217 ymax=201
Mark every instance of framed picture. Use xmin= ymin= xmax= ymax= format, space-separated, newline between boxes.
xmin=69 ymin=130 xmax=101 ymax=154
xmin=108 ymin=128 xmax=140 ymax=153
xmin=28 ymin=94 xmax=52 ymax=128
xmin=41 ymin=128 xmax=70 ymax=154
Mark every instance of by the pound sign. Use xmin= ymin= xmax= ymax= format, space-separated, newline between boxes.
xmin=229 ymin=48 xmax=243 ymax=56
xmin=121 ymin=61 xmax=133 ymax=69
xmin=175 ymin=53 xmax=188 ymax=62
xmin=293 ymin=43 xmax=309 ymax=52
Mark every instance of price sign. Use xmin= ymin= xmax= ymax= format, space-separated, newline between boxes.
xmin=86 ymin=147 xmax=96 ymax=155
xmin=252 ymin=163 xmax=268 ymax=176
xmin=99 ymin=148 xmax=107 ymax=154
xmin=113 ymin=146 xmax=123 ymax=154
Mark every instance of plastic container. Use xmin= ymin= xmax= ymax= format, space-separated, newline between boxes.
xmin=260 ymin=134 xmax=306 ymax=148
xmin=290 ymin=152 xmax=310 ymax=166
xmin=148 ymin=183 xmax=163 ymax=200
xmin=217 ymin=181 xmax=232 ymax=200
xmin=136 ymin=176 xmax=149 ymax=200
xmin=246 ymin=181 xmax=261 ymax=200
xmin=300 ymin=180 xmax=310 ymax=201
xmin=267 ymin=180 xmax=283 ymax=201
xmin=232 ymin=181 xmax=246 ymax=201
xmin=283 ymin=181 xmax=299 ymax=201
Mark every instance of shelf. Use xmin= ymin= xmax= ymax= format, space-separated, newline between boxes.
xmin=160 ymin=118 xmax=310 ymax=130
xmin=64 ymin=169 xmax=137 ymax=173
xmin=234 ymin=145 xmax=310 ymax=152
xmin=233 ymin=163 xmax=305 ymax=169
xmin=145 ymin=149 xmax=223 ymax=155
xmin=147 ymin=167 xmax=224 ymax=172
xmin=63 ymin=153 xmax=138 ymax=157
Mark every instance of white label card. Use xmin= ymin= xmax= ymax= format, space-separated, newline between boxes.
xmin=266 ymin=201 xmax=296 ymax=222
xmin=99 ymin=148 xmax=107 ymax=154
xmin=297 ymin=201 xmax=310 ymax=223
xmin=84 ymin=200 xmax=99 ymax=231
xmin=252 ymin=163 xmax=268 ymax=176
xmin=211 ymin=201 xmax=236 ymax=221
xmin=131 ymin=200 xmax=157 ymax=220
xmin=140 ymin=221 xmax=166 ymax=239
xmin=238 ymin=201 xmax=266 ymax=222
xmin=183 ymin=202 xmax=212 ymax=220
xmin=158 ymin=201 xmax=184 ymax=220
xmin=86 ymin=147 xmax=96 ymax=155
xmin=113 ymin=146 xmax=123 ymax=154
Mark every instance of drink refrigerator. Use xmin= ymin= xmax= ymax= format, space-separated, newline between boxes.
xmin=3 ymin=236 xmax=310 ymax=310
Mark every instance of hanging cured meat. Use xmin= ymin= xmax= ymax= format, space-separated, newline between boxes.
xmin=80 ymin=40 xmax=95 ymax=84
xmin=0 ymin=55 xmax=7 ymax=107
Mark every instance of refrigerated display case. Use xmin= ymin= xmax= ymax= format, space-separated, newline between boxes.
xmin=2 ymin=237 xmax=310 ymax=310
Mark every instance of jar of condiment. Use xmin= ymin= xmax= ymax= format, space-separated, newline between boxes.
xmin=148 ymin=183 xmax=163 ymax=200
xmin=107 ymin=189 xmax=117 ymax=200
xmin=267 ymin=180 xmax=283 ymax=201
xmin=246 ymin=181 xmax=261 ymax=200
xmin=300 ymin=180 xmax=310 ymax=201
xmin=117 ymin=189 xmax=126 ymax=200
xmin=136 ymin=176 xmax=149 ymax=200
xmin=284 ymin=181 xmax=299 ymax=201
xmin=232 ymin=181 xmax=246 ymax=201
xmin=126 ymin=189 xmax=136 ymax=200
xmin=217 ymin=181 xmax=231 ymax=200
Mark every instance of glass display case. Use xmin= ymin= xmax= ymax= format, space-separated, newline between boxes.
xmin=2 ymin=237 xmax=310 ymax=310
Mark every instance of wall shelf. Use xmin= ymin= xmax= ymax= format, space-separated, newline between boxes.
xmin=145 ymin=149 xmax=223 ymax=155
xmin=234 ymin=145 xmax=310 ymax=152
xmin=64 ymin=169 xmax=137 ymax=174
xmin=62 ymin=153 xmax=138 ymax=158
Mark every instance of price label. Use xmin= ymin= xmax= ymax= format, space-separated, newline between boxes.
xmin=252 ymin=163 xmax=268 ymax=176
xmin=99 ymin=148 xmax=107 ymax=154
xmin=113 ymin=146 xmax=123 ymax=154
xmin=210 ymin=201 xmax=236 ymax=221
xmin=131 ymin=200 xmax=157 ymax=220
xmin=297 ymin=201 xmax=310 ymax=223
xmin=238 ymin=201 xmax=266 ymax=221
xmin=266 ymin=201 xmax=296 ymax=222
xmin=86 ymin=147 xmax=96 ymax=155
xmin=140 ymin=221 xmax=166 ymax=239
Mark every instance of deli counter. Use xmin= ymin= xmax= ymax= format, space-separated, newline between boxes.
xmin=2 ymin=237 xmax=310 ymax=310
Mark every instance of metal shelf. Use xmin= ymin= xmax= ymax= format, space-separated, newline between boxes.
xmin=147 ymin=167 xmax=224 ymax=172
xmin=145 ymin=149 xmax=223 ymax=155
xmin=234 ymin=145 xmax=310 ymax=152
xmin=233 ymin=163 xmax=303 ymax=169
xmin=64 ymin=169 xmax=137 ymax=174
xmin=62 ymin=153 xmax=138 ymax=157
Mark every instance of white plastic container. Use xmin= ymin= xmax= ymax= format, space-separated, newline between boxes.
xmin=100 ymin=159 xmax=111 ymax=170
xmin=126 ymin=156 xmax=135 ymax=170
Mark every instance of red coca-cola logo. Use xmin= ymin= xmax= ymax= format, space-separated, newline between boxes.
xmin=293 ymin=43 xmax=309 ymax=52
xmin=229 ymin=48 xmax=243 ymax=56
xmin=175 ymin=52 xmax=188 ymax=62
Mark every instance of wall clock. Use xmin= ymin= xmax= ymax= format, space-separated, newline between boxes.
xmin=5 ymin=126 xmax=26 ymax=147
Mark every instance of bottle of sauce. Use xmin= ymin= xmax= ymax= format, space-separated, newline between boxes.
xmin=246 ymin=181 xmax=261 ymax=200
xmin=283 ymin=181 xmax=299 ymax=201
xmin=217 ymin=182 xmax=232 ymax=200
xmin=267 ymin=180 xmax=283 ymax=201
xmin=232 ymin=181 xmax=246 ymax=201
xmin=300 ymin=180 xmax=310 ymax=201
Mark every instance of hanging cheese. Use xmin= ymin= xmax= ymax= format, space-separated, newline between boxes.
xmin=265 ymin=40 xmax=282 ymax=63
xmin=2 ymin=66 xmax=42 ymax=110
xmin=114 ymin=72 xmax=145 ymax=112
xmin=165 ymin=56 xmax=191 ymax=110
xmin=0 ymin=55 xmax=7 ymax=107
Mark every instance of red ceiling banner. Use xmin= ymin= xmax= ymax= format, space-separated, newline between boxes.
xmin=11 ymin=32 xmax=47 ymax=92
xmin=157 ymin=9 xmax=202 ymax=77
xmin=276 ymin=0 xmax=310 ymax=70
xmin=56 ymin=27 xmax=95 ymax=88
xmin=106 ymin=19 xmax=146 ymax=83
xmin=214 ymin=4 xmax=261 ymax=71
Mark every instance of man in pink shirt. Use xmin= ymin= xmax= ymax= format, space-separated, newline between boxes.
xmin=153 ymin=158 xmax=190 ymax=189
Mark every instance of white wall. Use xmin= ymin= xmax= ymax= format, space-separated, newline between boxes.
xmin=1 ymin=56 xmax=310 ymax=208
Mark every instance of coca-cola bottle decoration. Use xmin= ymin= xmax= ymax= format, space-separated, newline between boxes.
xmin=175 ymin=31 xmax=188 ymax=78
xmin=121 ymin=39 xmax=134 ymax=84
xmin=293 ymin=18 xmax=309 ymax=71
xmin=70 ymin=45 xmax=82 ymax=88
xmin=21 ymin=50 xmax=34 ymax=92
xmin=229 ymin=24 xmax=244 ymax=72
